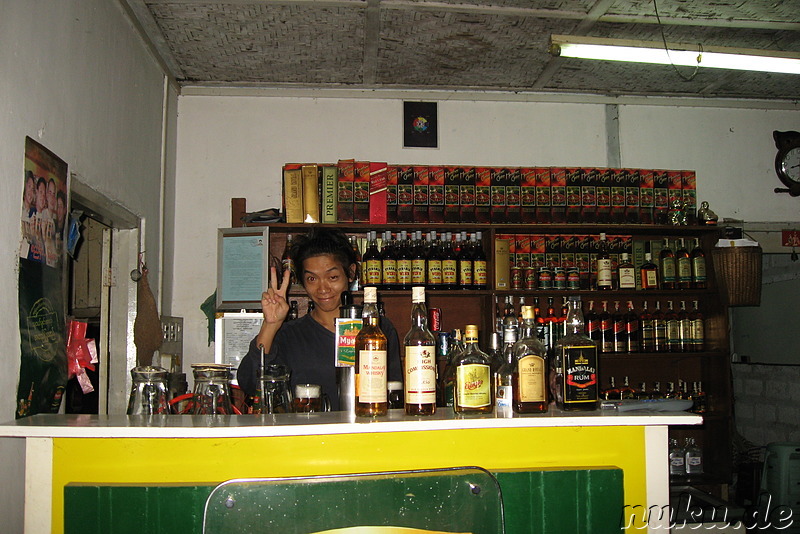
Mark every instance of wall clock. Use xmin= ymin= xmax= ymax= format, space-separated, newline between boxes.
xmin=774 ymin=130 xmax=800 ymax=196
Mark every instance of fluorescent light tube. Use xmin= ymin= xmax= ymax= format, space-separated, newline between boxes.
xmin=551 ymin=35 xmax=800 ymax=75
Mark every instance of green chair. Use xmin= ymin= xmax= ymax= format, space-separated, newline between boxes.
xmin=202 ymin=466 xmax=505 ymax=533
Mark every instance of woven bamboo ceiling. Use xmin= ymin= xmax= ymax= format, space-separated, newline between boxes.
xmin=123 ymin=0 xmax=800 ymax=100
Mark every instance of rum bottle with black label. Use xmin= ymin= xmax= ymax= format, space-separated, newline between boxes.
xmin=403 ymin=286 xmax=437 ymax=415
xmin=552 ymin=295 xmax=599 ymax=411
xmin=355 ymin=287 xmax=388 ymax=417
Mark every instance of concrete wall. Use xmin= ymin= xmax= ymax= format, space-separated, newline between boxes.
xmin=0 ymin=2 xmax=167 ymax=531
xmin=732 ymin=363 xmax=800 ymax=446
xmin=172 ymin=94 xmax=800 ymax=367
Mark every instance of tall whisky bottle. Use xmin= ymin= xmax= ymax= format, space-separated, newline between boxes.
xmin=403 ymin=286 xmax=437 ymax=415
xmin=453 ymin=325 xmax=493 ymax=414
xmin=512 ymin=305 xmax=549 ymax=413
xmin=640 ymin=301 xmax=655 ymax=352
xmin=363 ymin=231 xmax=382 ymax=288
xmin=381 ymin=231 xmax=398 ymax=290
xmin=690 ymin=238 xmax=707 ymax=289
xmin=354 ymin=287 xmax=388 ymax=417
xmin=396 ymin=230 xmax=412 ymax=290
xmin=596 ymin=232 xmax=613 ymax=290
xmin=411 ymin=230 xmax=427 ymax=287
xmin=676 ymin=238 xmax=692 ymax=290
xmin=659 ymin=238 xmax=676 ymax=290
xmin=441 ymin=232 xmax=458 ymax=290
xmin=426 ymin=231 xmax=444 ymax=290
xmin=472 ymin=232 xmax=488 ymax=290
xmin=552 ymin=295 xmax=599 ymax=411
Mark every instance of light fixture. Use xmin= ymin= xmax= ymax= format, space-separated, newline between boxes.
xmin=550 ymin=34 xmax=800 ymax=75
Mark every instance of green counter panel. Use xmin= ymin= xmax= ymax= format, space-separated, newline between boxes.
xmin=64 ymin=467 xmax=623 ymax=534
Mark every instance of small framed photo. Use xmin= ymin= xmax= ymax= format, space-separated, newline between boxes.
xmin=403 ymin=101 xmax=438 ymax=149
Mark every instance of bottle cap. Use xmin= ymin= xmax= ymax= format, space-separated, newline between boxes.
xmin=521 ymin=305 xmax=535 ymax=320
xmin=363 ymin=286 xmax=378 ymax=303
xmin=412 ymin=286 xmax=426 ymax=303
xmin=464 ymin=324 xmax=479 ymax=341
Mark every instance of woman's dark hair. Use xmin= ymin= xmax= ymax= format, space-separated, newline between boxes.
xmin=291 ymin=228 xmax=359 ymax=286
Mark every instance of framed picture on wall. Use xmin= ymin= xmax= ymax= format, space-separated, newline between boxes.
xmin=403 ymin=101 xmax=438 ymax=149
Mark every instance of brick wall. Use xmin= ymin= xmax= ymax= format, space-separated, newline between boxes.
xmin=732 ymin=363 xmax=800 ymax=446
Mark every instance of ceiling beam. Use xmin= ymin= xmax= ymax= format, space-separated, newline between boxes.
xmin=119 ymin=0 xmax=185 ymax=80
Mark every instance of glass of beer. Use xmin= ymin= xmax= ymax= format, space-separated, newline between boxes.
xmin=293 ymin=384 xmax=323 ymax=413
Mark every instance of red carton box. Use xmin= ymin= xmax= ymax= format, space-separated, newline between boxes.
xmin=505 ymin=168 xmax=522 ymax=224
xmin=413 ymin=166 xmax=429 ymax=223
xmin=397 ymin=165 xmax=414 ymax=224
xmin=610 ymin=169 xmax=627 ymax=224
xmin=581 ymin=168 xmax=598 ymax=224
xmin=520 ymin=167 xmax=537 ymax=223
xmin=490 ymin=168 xmax=508 ymax=223
xmin=682 ymin=170 xmax=697 ymax=224
xmin=369 ymin=162 xmax=388 ymax=225
xmin=386 ymin=165 xmax=398 ymax=224
xmin=565 ymin=167 xmax=583 ymax=223
xmin=444 ymin=167 xmax=461 ymax=221
xmin=353 ymin=161 xmax=371 ymax=223
xmin=624 ymin=169 xmax=640 ymax=224
xmin=560 ymin=234 xmax=577 ymax=270
xmin=428 ymin=165 xmax=445 ymax=223
xmin=530 ymin=235 xmax=546 ymax=270
xmin=460 ymin=167 xmax=476 ymax=223
xmin=550 ymin=168 xmax=567 ymax=223
xmin=545 ymin=234 xmax=562 ymax=268
xmin=596 ymin=168 xmax=612 ymax=224
xmin=576 ymin=234 xmax=592 ymax=289
xmin=535 ymin=167 xmax=551 ymax=223
xmin=639 ymin=169 xmax=655 ymax=225
xmin=654 ymin=169 xmax=669 ymax=225
xmin=336 ymin=159 xmax=355 ymax=223
xmin=515 ymin=234 xmax=531 ymax=269
xmin=475 ymin=167 xmax=492 ymax=224
xmin=667 ymin=170 xmax=683 ymax=212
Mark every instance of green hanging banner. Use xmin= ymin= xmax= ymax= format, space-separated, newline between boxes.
xmin=16 ymin=137 xmax=69 ymax=418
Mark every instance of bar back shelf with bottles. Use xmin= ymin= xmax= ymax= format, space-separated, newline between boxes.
xmin=230 ymin=201 xmax=731 ymax=484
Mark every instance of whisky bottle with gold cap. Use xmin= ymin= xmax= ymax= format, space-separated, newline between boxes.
xmin=512 ymin=305 xmax=549 ymax=413
xmin=453 ymin=325 xmax=493 ymax=414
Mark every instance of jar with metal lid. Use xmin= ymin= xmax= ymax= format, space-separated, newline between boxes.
xmin=127 ymin=366 xmax=170 ymax=415
xmin=191 ymin=363 xmax=234 ymax=415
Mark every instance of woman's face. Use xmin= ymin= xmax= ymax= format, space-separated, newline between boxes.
xmin=300 ymin=254 xmax=353 ymax=314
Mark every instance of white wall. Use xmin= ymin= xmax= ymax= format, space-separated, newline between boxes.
xmin=0 ymin=2 xmax=167 ymax=531
xmin=173 ymin=95 xmax=800 ymax=367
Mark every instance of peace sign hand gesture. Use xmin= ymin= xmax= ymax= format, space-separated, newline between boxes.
xmin=261 ymin=266 xmax=292 ymax=325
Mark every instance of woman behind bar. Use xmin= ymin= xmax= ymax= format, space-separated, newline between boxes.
xmin=237 ymin=228 xmax=402 ymax=411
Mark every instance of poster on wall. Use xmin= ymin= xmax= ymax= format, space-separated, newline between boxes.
xmin=16 ymin=137 xmax=69 ymax=418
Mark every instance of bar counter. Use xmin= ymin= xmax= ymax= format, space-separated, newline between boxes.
xmin=0 ymin=408 xmax=701 ymax=533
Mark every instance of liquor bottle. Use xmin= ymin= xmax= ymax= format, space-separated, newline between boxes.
xmin=692 ymin=381 xmax=707 ymax=413
xmin=456 ymin=233 xmax=473 ymax=289
xmin=403 ymin=286 xmax=437 ymax=415
xmin=306 ymin=300 xmax=315 ymax=316
xmin=485 ymin=331 xmax=503 ymax=379
xmin=281 ymin=234 xmax=297 ymax=286
xmin=620 ymin=376 xmax=636 ymax=399
xmin=544 ymin=296 xmax=558 ymax=352
xmin=635 ymin=382 xmax=650 ymax=400
xmin=441 ymin=232 xmax=458 ymax=290
xmin=512 ymin=305 xmax=549 ymax=413
xmin=440 ymin=329 xmax=464 ymax=408
xmin=617 ymin=252 xmax=636 ymax=289
xmin=396 ymin=230 xmax=412 ymax=290
xmin=676 ymin=238 xmax=692 ymax=290
xmin=653 ymin=301 xmax=667 ymax=353
xmin=678 ymin=301 xmax=691 ymax=352
xmin=625 ymin=300 xmax=640 ymax=353
xmin=664 ymin=381 xmax=677 ymax=399
xmin=690 ymin=238 xmax=707 ymax=289
xmin=453 ymin=325 xmax=493 ymax=414
xmin=612 ymin=301 xmax=626 ymax=353
xmin=585 ymin=300 xmax=600 ymax=346
xmin=640 ymin=252 xmax=659 ymax=290
xmin=535 ymin=297 xmax=548 ymax=347
xmin=287 ymin=300 xmax=299 ymax=321
xmin=472 ymin=232 xmax=488 ymax=290
xmin=602 ymin=376 xmax=620 ymax=401
xmin=665 ymin=301 xmax=682 ymax=352
xmin=502 ymin=295 xmax=518 ymax=334
xmin=381 ymin=231 xmax=398 ymax=290
xmin=659 ymin=238 xmax=676 ymax=290
xmin=599 ymin=300 xmax=613 ymax=354
xmin=684 ymin=437 xmax=703 ymax=475
xmin=689 ymin=300 xmax=704 ymax=351
xmin=411 ymin=230 xmax=427 ymax=287
xmin=552 ymin=295 xmax=599 ymax=411
xmin=363 ymin=231 xmax=382 ymax=288
xmin=669 ymin=438 xmax=686 ymax=476
xmin=388 ymin=381 xmax=404 ymax=409
xmin=651 ymin=381 xmax=663 ymax=399
xmin=354 ymin=287 xmax=388 ymax=417
xmin=640 ymin=301 xmax=655 ymax=352
xmin=596 ymin=233 xmax=613 ymax=290
xmin=426 ymin=231 xmax=443 ymax=290
xmin=348 ymin=235 xmax=362 ymax=291
xmin=495 ymin=324 xmax=518 ymax=417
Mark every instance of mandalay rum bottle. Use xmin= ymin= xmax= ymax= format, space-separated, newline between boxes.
xmin=403 ymin=286 xmax=437 ymax=415
xmin=552 ymin=295 xmax=599 ymax=411
xmin=354 ymin=286 xmax=388 ymax=417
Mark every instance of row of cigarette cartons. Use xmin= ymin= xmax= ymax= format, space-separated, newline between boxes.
xmin=283 ymin=161 xmax=698 ymax=225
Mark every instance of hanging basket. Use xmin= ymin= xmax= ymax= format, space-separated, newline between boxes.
xmin=711 ymin=245 xmax=763 ymax=307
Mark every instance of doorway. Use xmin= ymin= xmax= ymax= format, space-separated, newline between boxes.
xmin=68 ymin=175 xmax=140 ymax=414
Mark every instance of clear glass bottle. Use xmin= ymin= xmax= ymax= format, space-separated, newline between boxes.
xmin=453 ymin=325 xmax=493 ymax=414
xmin=495 ymin=324 xmax=518 ymax=417
xmin=354 ymin=286 xmax=388 ymax=417
xmin=669 ymin=438 xmax=686 ymax=476
xmin=684 ymin=437 xmax=703 ymax=474
xmin=552 ymin=295 xmax=600 ymax=411
xmin=403 ymin=286 xmax=437 ymax=415
xmin=512 ymin=305 xmax=549 ymax=413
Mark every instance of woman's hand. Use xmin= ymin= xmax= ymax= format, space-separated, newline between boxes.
xmin=261 ymin=266 xmax=291 ymax=325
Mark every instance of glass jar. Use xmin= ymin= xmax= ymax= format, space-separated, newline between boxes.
xmin=254 ymin=364 xmax=293 ymax=414
xmin=127 ymin=366 xmax=170 ymax=415
xmin=191 ymin=363 xmax=234 ymax=415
